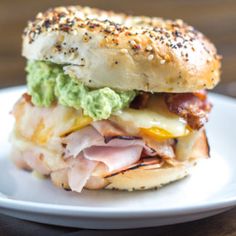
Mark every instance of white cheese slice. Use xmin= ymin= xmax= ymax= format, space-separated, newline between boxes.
xmin=112 ymin=95 xmax=188 ymax=137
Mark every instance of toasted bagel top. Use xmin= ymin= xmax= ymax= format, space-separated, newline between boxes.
xmin=22 ymin=5 xmax=221 ymax=92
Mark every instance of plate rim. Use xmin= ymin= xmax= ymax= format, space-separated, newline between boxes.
xmin=0 ymin=195 xmax=236 ymax=218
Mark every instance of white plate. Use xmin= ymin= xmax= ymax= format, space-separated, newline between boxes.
xmin=0 ymin=86 xmax=236 ymax=229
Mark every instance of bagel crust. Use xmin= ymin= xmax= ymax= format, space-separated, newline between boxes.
xmin=105 ymin=165 xmax=190 ymax=191
xmin=22 ymin=5 xmax=221 ymax=92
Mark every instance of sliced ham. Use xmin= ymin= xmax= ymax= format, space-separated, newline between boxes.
xmin=143 ymin=137 xmax=175 ymax=159
xmin=63 ymin=129 xmax=145 ymax=192
xmin=106 ymin=138 xmax=144 ymax=148
xmin=67 ymin=154 xmax=98 ymax=192
xmin=23 ymin=151 xmax=51 ymax=175
xmin=63 ymin=126 xmax=145 ymax=158
xmin=62 ymin=124 xmax=176 ymax=192
xmin=92 ymin=120 xmax=126 ymax=137
xmin=104 ymin=157 xmax=164 ymax=177
xmin=62 ymin=126 xmax=103 ymax=157
xmin=85 ymin=176 xmax=109 ymax=190
xmin=139 ymin=157 xmax=164 ymax=170
xmin=92 ymin=120 xmax=142 ymax=143
xmin=84 ymin=146 xmax=143 ymax=172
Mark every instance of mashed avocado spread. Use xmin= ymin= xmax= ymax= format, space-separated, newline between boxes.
xmin=26 ymin=61 xmax=136 ymax=120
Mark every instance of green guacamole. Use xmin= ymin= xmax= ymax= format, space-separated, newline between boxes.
xmin=26 ymin=61 xmax=136 ymax=120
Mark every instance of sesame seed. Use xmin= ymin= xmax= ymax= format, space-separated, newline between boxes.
xmin=24 ymin=5 xmax=220 ymax=67
xmin=148 ymin=54 xmax=154 ymax=61
xmin=120 ymin=48 xmax=128 ymax=54
xmin=146 ymin=45 xmax=152 ymax=51
xmin=176 ymin=19 xmax=183 ymax=25
xmin=130 ymin=40 xmax=136 ymax=46
xmin=82 ymin=34 xmax=90 ymax=42
xmin=37 ymin=12 xmax=43 ymax=18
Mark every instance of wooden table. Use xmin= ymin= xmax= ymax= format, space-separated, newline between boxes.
xmin=0 ymin=0 xmax=236 ymax=234
xmin=0 ymin=208 xmax=236 ymax=235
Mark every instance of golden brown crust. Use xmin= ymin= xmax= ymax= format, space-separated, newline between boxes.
xmin=22 ymin=5 xmax=221 ymax=92
xmin=105 ymin=164 xmax=190 ymax=191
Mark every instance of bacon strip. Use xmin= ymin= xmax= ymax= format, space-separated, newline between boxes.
xmin=164 ymin=92 xmax=212 ymax=130
xmin=22 ymin=93 xmax=33 ymax=104
xmin=130 ymin=92 xmax=150 ymax=109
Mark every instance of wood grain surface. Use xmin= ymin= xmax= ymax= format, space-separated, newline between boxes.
xmin=1 ymin=208 xmax=236 ymax=236
xmin=0 ymin=0 xmax=235 ymax=88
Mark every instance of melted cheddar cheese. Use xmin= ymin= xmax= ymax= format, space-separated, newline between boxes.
xmin=13 ymin=94 xmax=191 ymax=146
xmin=112 ymin=95 xmax=189 ymax=139
xmin=13 ymin=98 xmax=92 ymax=145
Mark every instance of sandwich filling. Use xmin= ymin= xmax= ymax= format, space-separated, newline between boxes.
xmin=26 ymin=60 xmax=136 ymax=120
xmin=11 ymin=60 xmax=211 ymax=192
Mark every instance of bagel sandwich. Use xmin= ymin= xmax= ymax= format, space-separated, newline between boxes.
xmin=10 ymin=5 xmax=221 ymax=192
